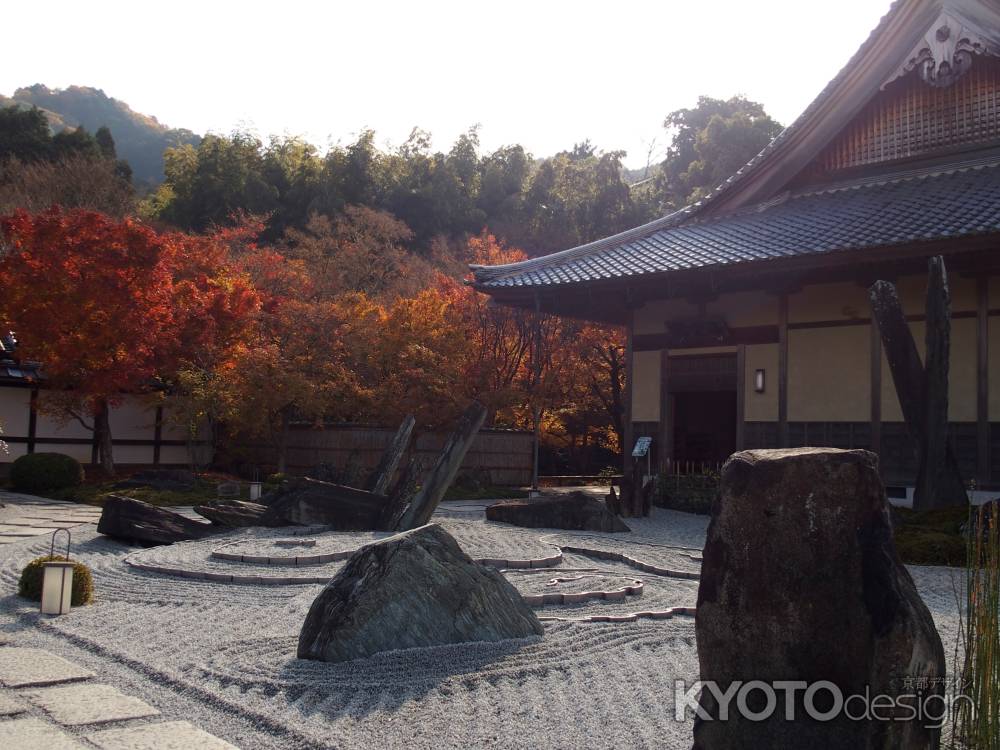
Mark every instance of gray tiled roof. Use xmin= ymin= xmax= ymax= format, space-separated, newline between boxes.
xmin=472 ymin=158 xmax=1000 ymax=289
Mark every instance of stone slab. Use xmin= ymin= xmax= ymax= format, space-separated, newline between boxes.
xmin=1 ymin=519 xmax=69 ymax=528
xmin=25 ymin=683 xmax=160 ymax=726
xmin=0 ymin=648 xmax=95 ymax=687
xmin=87 ymin=720 xmax=239 ymax=749
xmin=0 ymin=525 xmax=60 ymax=535
xmin=0 ymin=691 xmax=27 ymax=715
xmin=0 ymin=717 xmax=87 ymax=750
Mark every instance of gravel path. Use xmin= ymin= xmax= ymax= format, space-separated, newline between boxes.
xmin=0 ymin=501 xmax=966 ymax=749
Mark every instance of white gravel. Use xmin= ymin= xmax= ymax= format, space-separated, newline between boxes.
xmin=0 ymin=504 xmax=966 ymax=749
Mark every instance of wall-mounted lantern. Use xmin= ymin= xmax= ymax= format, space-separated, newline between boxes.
xmin=754 ymin=369 xmax=766 ymax=394
xmin=41 ymin=528 xmax=74 ymax=616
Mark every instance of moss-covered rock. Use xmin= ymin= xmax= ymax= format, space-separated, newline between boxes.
xmin=18 ymin=555 xmax=94 ymax=606
xmin=10 ymin=453 xmax=84 ymax=494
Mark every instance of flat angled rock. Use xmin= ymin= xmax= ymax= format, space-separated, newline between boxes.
xmin=486 ymin=492 xmax=631 ymax=532
xmin=25 ymin=683 xmax=160 ymax=726
xmin=0 ymin=691 xmax=27 ymax=715
xmin=88 ymin=720 xmax=239 ymax=750
xmin=298 ymin=523 xmax=543 ymax=662
xmin=0 ymin=717 xmax=87 ymax=750
xmin=0 ymin=648 xmax=94 ymax=687
xmin=261 ymin=478 xmax=386 ymax=530
xmin=97 ymin=495 xmax=218 ymax=546
xmin=193 ymin=499 xmax=276 ymax=528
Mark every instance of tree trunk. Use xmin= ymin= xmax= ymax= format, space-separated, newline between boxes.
xmin=94 ymin=399 xmax=115 ymax=476
xmin=276 ymin=407 xmax=291 ymax=475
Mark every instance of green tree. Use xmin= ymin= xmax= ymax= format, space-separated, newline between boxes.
xmin=657 ymin=95 xmax=783 ymax=209
xmin=156 ymin=132 xmax=277 ymax=230
xmin=95 ymin=125 xmax=116 ymax=159
xmin=0 ymin=106 xmax=52 ymax=163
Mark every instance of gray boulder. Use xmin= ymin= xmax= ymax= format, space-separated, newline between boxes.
xmin=695 ymin=448 xmax=946 ymax=749
xmin=298 ymin=523 xmax=543 ymax=662
xmin=97 ymin=495 xmax=218 ymax=546
xmin=486 ymin=491 xmax=630 ymax=532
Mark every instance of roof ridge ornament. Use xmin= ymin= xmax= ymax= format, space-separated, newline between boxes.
xmin=885 ymin=10 xmax=999 ymax=88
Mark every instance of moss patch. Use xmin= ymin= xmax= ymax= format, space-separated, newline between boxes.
xmin=444 ymin=486 xmax=530 ymax=501
xmin=893 ymin=504 xmax=973 ymax=567
xmin=45 ymin=475 xmax=233 ymax=508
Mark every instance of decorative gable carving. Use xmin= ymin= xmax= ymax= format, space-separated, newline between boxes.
xmin=885 ymin=11 xmax=1000 ymax=88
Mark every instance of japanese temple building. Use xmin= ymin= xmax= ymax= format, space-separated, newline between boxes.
xmin=471 ymin=0 xmax=1000 ymax=494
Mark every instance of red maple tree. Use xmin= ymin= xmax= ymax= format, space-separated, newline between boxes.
xmin=0 ymin=208 xmax=257 ymax=474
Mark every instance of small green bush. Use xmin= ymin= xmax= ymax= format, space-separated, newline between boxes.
xmin=18 ymin=555 xmax=94 ymax=606
xmin=894 ymin=528 xmax=966 ymax=566
xmin=654 ymin=471 xmax=720 ymax=515
xmin=10 ymin=452 xmax=84 ymax=493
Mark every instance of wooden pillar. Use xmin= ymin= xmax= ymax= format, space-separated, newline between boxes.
xmin=735 ymin=345 xmax=746 ymax=451
xmin=870 ymin=321 xmax=882 ymax=459
xmin=153 ymin=405 xmax=164 ymax=467
xmin=623 ymin=319 xmax=634 ymax=475
xmin=977 ymin=276 xmax=990 ymax=487
xmin=659 ymin=349 xmax=671 ymax=472
xmin=778 ymin=293 xmax=789 ymax=448
xmin=27 ymin=388 xmax=38 ymax=454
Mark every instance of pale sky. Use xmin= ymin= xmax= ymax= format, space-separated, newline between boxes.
xmin=3 ymin=0 xmax=893 ymax=169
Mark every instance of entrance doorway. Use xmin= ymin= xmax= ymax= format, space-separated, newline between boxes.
xmin=665 ymin=353 xmax=739 ymax=467
xmin=672 ymin=390 xmax=737 ymax=464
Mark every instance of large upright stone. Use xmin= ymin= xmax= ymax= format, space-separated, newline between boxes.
xmin=298 ymin=523 xmax=543 ymax=662
xmin=695 ymin=448 xmax=946 ymax=749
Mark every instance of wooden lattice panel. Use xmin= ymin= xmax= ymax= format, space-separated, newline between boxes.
xmin=819 ymin=56 xmax=1000 ymax=172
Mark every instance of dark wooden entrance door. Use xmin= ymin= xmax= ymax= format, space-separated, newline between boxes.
xmin=664 ymin=353 xmax=738 ymax=466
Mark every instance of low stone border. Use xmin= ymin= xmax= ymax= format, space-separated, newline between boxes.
xmin=537 ymin=605 xmax=696 ymax=624
xmin=211 ymin=539 xmax=564 ymax=570
xmin=480 ymin=551 xmax=563 ymax=569
xmin=211 ymin=540 xmax=354 ymax=567
xmin=558 ymin=545 xmax=700 ymax=580
xmin=124 ymin=558 xmax=333 ymax=585
xmin=125 ymin=548 xmax=564 ymax=585
xmin=520 ymin=578 xmax=643 ymax=607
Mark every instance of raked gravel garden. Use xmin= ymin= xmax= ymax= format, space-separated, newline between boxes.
xmin=0 ymin=498 xmax=968 ymax=749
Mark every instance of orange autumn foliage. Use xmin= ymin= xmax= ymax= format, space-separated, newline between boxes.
xmin=0 ymin=207 xmax=259 ymax=471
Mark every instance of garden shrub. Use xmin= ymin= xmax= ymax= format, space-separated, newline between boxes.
xmin=654 ymin=471 xmax=720 ymax=515
xmin=10 ymin=452 xmax=84 ymax=493
xmin=18 ymin=555 xmax=94 ymax=606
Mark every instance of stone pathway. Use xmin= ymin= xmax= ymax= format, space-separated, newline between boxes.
xmin=0 ymin=492 xmax=102 ymax=543
xmin=0 ymin=645 xmax=238 ymax=748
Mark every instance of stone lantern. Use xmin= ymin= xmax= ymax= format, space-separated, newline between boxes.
xmin=40 ymin=528 xmax=75 ymax=616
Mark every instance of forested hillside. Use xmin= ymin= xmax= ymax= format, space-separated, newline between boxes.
xmin=0 ymin=85 xmax=199 ymax=185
